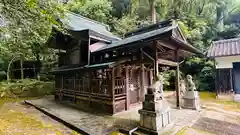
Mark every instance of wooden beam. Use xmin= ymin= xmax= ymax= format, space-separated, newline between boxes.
xmin=157 ymin=40 xmax=177 ymax=50
xmin=175 ymin=49 xmax=180 ymax=108
xmin=157 ymin=58 xmax=178 ymax=67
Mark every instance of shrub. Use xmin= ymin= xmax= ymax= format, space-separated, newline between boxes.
xmin=0 ymin=79 xmax=54 ymax=98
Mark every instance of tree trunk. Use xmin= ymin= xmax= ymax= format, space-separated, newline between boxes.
xmin=36 ymin=53 xmax=41 ymax=80
xmin=149 ymin=0 xmax=156 ymax=23
xmin=20 ymin=56 xmax=24 ymax=80
xmin=216 ymin=4 xmax=225 ymax=32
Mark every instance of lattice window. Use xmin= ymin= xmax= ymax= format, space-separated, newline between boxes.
xmin=55 ymin=76 xmax=62 ymax=89
xmin=63 ymin=76 xmax=74 ymax=90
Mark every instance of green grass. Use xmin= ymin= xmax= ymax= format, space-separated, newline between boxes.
xmin=175 ymin=127 xmax=215 ymax=135
xmin=109 ymin=131 xmax=126 ymax=135
xmin=175 ymin=127 xmax=188 ymax=135
xmin=200 ymin=91 xmax=240 ymax=112
xmin=199 ymin=91 xmax=216 ymax=100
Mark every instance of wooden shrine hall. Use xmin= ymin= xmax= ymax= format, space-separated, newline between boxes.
xmin=49 ymin=12 xmax=200 ymax=114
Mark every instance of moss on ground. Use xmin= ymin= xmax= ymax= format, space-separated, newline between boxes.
xmin=109 ymin=131 xmax=126 ymax=135
xmin=199 ymin=92 xmax=216 ymax=100
xmin=0 ymin=98 xmax=81 ymax=135
xmin=175 ymin=127 xmax=188 ymax=135
xmin=176 ymin=127 xmax=215 ymax=135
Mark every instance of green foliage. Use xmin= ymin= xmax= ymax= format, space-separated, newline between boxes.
xmin=181 ymin=57 xmax=215 ymax=91
xmin=0 ymin=0 xmax=64 ymax=74
xmin=111 ymin=0 xmax=131 ymax=18
xmin=67 ymin=0 xmax=113 ymax=25
xmin=0 ymin=79 xmax=54 ymax=98
xmin=1 ymin=0 xmax=240 ymax=92
xmin=112 ymin=15 xmax=139 ymax=37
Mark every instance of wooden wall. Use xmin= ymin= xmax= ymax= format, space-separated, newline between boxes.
xmin=215 ymin=68 xmax=233 ymax=94
xmin=54 ymin=65 xmax=150 ymax=114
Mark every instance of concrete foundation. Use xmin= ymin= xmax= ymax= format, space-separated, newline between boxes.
xmin=234 ymin=94 xmax=240 ymax=102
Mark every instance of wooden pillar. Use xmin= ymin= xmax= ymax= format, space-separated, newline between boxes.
xmin=73 ymin=75 xmax=76 ymax=102
xmin=87 ymin=37 xmax=91 ymax=65
xmin=154 ymin=41 xmax=158 ymax=79
xmin=61 ymin=76 xmax=63 ymax=89
xmin=125 ymin=66 xmax=130 ymax=110
xmin=112 ymin=68 xmax=115 ymax=113
xmin=140 ymin=64 xmax=145 ymax=101
xmin=175 ymin=50 xmax=180 ymax=108
xmin=230 ymin=68 xmax=233 ymax=94
xmin=214 ymin=60 xmax=218 ymax=96
xmin=88 ymin=72 xmax=91 ymax=107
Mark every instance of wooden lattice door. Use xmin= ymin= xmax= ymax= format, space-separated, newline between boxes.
xmin=129 ymin=68 xmax=140 ymax=104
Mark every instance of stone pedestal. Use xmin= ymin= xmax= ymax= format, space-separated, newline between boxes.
xmin=182 ymin=91 xmax=200 ymax=110
xmin=138 ymin=93 xmax=171 ymax=135
xmin=234 ymin=94 xmax=240 ymax=102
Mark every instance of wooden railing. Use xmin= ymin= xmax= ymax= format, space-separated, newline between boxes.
xmin=114 ymin=79 xmax=125 ymax=96
xmin=55 ymin=77 xmax=126 ymax=99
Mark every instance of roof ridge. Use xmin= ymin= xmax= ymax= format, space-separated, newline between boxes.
xmin=124 ymin=19 xmax=173 ymax=37
xmin=66 ymin=11 xmax=110 ymax=30
xmin=213 ymin=37 xmax=240 ymax=44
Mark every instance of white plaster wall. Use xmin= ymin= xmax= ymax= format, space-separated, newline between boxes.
xmin=215 ymin=55 xmax=240 ymax=69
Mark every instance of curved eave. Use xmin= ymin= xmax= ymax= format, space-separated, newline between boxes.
xmin=170 ymin=36 xmax=203 ymax=56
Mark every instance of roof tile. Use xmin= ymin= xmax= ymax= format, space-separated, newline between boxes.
xmin=207 ymin=37 xmax=240 ymax=57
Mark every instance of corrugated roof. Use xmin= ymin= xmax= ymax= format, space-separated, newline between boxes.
xmin=93 ymin=24 xmax=177 ymax=53
xmin=60 ymin=12 xmax=120 ymax=41
xmin=207 ymin=37 xmax=240 ymax=57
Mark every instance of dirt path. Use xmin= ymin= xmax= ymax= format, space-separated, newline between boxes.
xmin=0 ymin=102 xmax=80 ymax=135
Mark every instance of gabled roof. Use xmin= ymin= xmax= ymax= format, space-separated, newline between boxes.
xmin=207 ymin=37 xmax=240 ymax=58
xmin=60 ymin=12 xmax=120 ymax=41
xmin=93 ymin=24 xmax=176 ymax=52
xmin=92 ymin=20 xmax=200 ymax=54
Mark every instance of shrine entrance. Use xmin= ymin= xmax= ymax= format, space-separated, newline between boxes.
xmin=129 ymin=68 xmax=141 ymax=104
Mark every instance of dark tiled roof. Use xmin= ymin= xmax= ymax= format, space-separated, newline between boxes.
xmin=93 ymin=23 xmax=177 ymax=52
xmin=207 ymin=37 xmax=240 ymax=57
xmin=92 ymin=20 xmax=200 ymax=54
xmin=60 ymin=12 xmax=120 ymax=41
xmin=125 ymin=19 xmax=172 ymax=37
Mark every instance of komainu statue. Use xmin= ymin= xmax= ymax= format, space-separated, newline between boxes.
xmin=186 ymin=75 xmax=196 ymax=91
xmin=147 ymin=74 xmax=164 ymax=100
xmin=183 ymin=74 xmax=200 ymax=110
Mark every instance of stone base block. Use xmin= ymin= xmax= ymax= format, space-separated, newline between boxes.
xmin=183 ymin=91 xmax=200 ymax=110
xmin=234 ymin=94 xmax=240 ymax=102
xmin=138 ymin=109 xmax=171 ymax=134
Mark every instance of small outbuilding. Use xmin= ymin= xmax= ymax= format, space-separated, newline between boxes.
xmin=207 ymin=37 xmax=240 ymax=101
